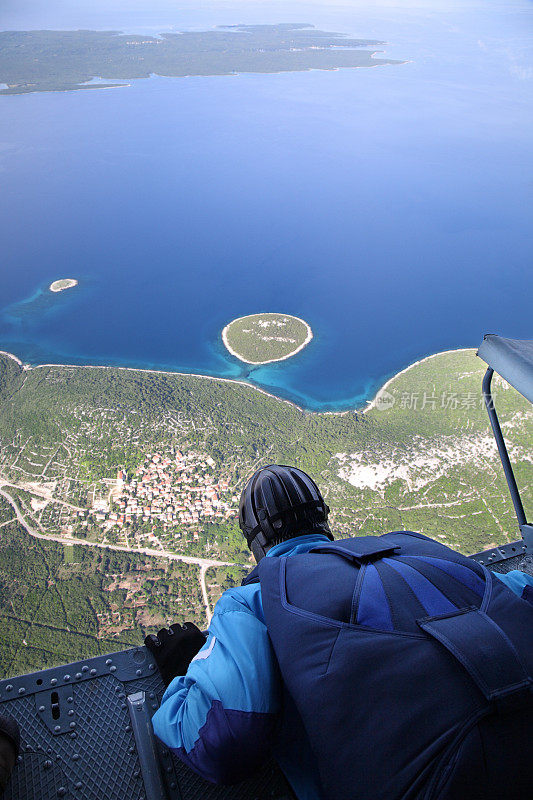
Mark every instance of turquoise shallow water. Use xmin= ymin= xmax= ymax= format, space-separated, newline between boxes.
xmin=0 ymin=1 xmax=532 ymax=410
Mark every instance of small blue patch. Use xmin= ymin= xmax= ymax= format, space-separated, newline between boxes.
xmin=384 ymin=558 xmax=456 ymax=616
xmin=357 ymin=564 xmax=393 ymax=630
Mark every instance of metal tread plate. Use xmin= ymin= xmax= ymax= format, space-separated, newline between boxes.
xmin=0 ymin=648 xmax=292 ymax=800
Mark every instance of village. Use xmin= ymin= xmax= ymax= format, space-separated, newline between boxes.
xmin=79 ymin=449 xmax=239 ymax=543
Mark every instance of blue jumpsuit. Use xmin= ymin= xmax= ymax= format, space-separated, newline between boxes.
xmin=152 ymin=533 xmax=533 ymax=800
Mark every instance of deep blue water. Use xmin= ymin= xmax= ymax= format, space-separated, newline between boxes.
xmin=1 ymin=1 xmax=532 ymax=410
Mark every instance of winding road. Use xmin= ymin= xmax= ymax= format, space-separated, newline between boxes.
xmin=0 ymin=483 xmax=236 ymax=623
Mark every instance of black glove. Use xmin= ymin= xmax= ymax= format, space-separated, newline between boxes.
xmin=144 ymin=622 xmax=206 ymax=686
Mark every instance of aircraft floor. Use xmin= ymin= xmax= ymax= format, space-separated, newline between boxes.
xmin=0 ymin=647 xmax=293 ymax=800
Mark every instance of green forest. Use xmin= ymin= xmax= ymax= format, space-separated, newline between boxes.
xmin=224 ymin=313 xmax=310 ymax=363
xmin=0 ymin=518 xmax=204 ymax=677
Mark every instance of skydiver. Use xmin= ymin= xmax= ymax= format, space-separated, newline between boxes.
xmin=146 ymin=465 xmax=533 ymax=800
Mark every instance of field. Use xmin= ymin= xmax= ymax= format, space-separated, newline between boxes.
xmin=0 ymin=347 xmax=531 ymax=676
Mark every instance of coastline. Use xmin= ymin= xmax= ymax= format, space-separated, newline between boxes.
xmin=0 ymin=346 xmax=477 ymax=417
xmin=364 ymin=348 xmax=474 ymax=414
xmin=0 ymin=351 xmax=23 ymax=367
xmin=2 ymin=58 xmax=405 ymax=98
xmin=221 ymin=313 xmax=313 ymax=365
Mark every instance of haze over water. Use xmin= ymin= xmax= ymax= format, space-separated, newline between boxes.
xmin=1 ymin=0 xmax=532 ymax=410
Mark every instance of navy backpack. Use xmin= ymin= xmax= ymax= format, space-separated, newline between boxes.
xmin=254 ymin=532 xmax=533 ymax=800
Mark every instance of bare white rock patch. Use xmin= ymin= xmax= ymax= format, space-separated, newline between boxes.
xmin=334 ymin=433 xmax=531 ymax=496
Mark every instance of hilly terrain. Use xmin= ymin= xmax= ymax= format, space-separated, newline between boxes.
xmin=0 ymin=348 xmax=531 ymax=676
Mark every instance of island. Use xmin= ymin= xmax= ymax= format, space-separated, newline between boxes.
xmin=49 ymin=278 xmax=78 ymax=293
xmin=222 ymin=312 xmax=313 ymax=364
xmin=0 ymin=24 xmax=405 ymax=95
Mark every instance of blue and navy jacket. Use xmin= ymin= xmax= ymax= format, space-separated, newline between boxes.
xmin=151 ymin=533 xmax=533 ymax=800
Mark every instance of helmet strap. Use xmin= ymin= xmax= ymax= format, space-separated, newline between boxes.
xmin=250 ymin=529 xmax=272 ymax=562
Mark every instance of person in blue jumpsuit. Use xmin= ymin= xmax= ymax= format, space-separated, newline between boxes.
xmin=146 ymin=465 xmax=533 ymax=800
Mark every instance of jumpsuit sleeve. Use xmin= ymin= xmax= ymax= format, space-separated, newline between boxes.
xmin=151 ymin=585 xmax=281 ymax=784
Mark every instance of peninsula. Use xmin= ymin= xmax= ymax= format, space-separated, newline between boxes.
xmin=0 ymin=24 xmax=404 ymax=95
xmin=222 ymin=312 xmax=313 ymax=364
xmin=49 ymin=278 xmax=78 ymax=293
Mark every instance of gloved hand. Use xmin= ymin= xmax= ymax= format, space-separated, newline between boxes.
xmin=144 ymin=622 xmax=206 ymax=686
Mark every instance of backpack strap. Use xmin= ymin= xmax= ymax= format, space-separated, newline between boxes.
xmin=310 ymin=536 xmax=400 ymax=564
xmin=418 ymin=605 xmax=532 ymax=711
xmin=523 ymin=585 xmax=533 ymax=606
xmin=242 ymin=536 xmax=399 ymax=585
xmin=241 ymin=564 xmax=261 ymax=586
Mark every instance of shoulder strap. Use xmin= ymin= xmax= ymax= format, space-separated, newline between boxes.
xmin=244 ymin=536 xmax=400 ymax=584
xmin=418 ymin=603 xmax=532 ymax=711
xmin=241 ymin=563 xmax=261 ymax=586
xmin=523 ymin=585 xmax=533 ymax=606
xmin=310 ymin=536 xmax=400 ymax=564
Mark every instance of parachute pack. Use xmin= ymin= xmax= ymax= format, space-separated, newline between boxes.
xmin=252 ymin=531 xmax=533 ymax=800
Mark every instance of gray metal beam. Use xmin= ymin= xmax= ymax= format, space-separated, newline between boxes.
xmin=482 ymin=367 xmax=532 ymax=554
xmin=127 ymin=692 xmax=168 ymax=800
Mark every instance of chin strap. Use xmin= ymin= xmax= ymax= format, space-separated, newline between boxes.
xmin=249 ymin=525 xmax=334 ymax=563
xmin=244 ymin=500 xmax=332 ymax=550
xmin=249 ymin=530 xmax=272 ymax=562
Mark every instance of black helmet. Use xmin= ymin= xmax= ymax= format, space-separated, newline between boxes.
xmin=239 ymin=465 xmax=333 ymax=561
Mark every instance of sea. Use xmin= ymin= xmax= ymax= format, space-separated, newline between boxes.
xmin=1 ymin=0 xmax=532 ymax=411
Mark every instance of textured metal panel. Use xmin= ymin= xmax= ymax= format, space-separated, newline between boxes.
xmin=34 ymin=684 xmax=78 ymax=736
xmin=0 ymin=648 xmax=158 ymax=703
xmin=0 ymin=651 xmax=293 ymax=800
xmin=489 ymin=553 xmax=533 ymax=576
xmin=3 ymin=752 xmax=67 ymax=800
